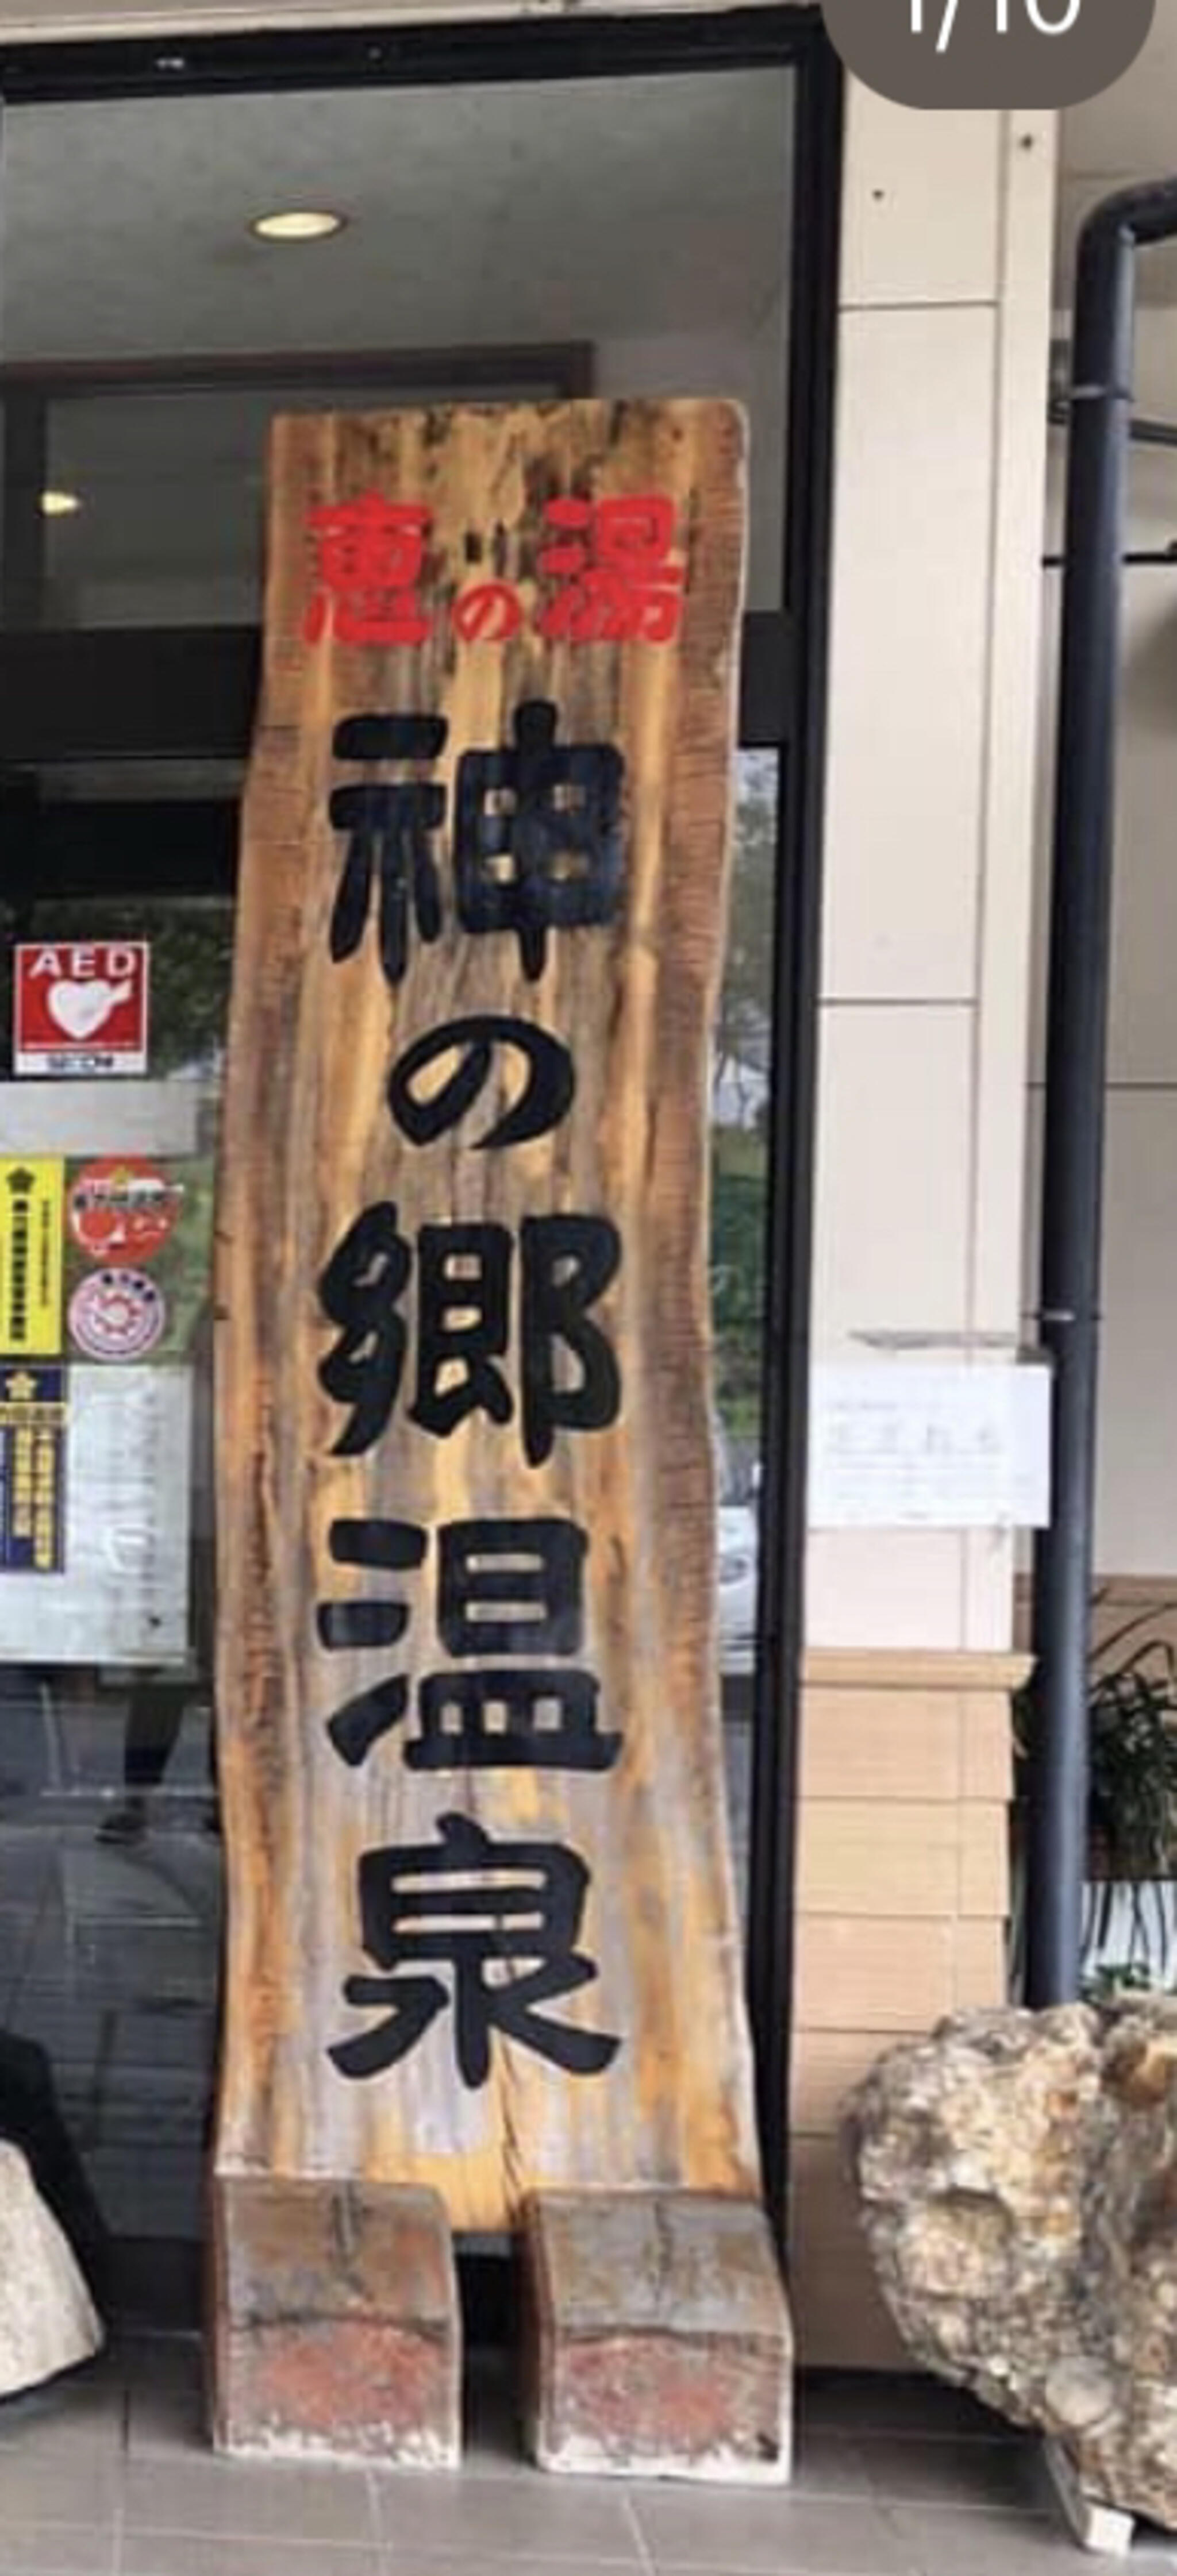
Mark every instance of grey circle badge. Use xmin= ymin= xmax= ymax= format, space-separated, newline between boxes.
xmin=822 ymin=0 xmax=1155 ymax=110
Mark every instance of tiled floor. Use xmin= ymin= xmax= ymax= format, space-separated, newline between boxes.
xmin=0 ymin=2345 xmax=1171 ymax=2576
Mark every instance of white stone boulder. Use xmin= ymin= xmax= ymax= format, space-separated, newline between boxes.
xmin=0 ymin=2140 xmax=103 ymax=2397
xmin=844 ymin=2002 xmax=1177 ymax=2535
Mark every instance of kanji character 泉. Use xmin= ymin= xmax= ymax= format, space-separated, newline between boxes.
xmin=455 ymin=699 xmax=624 ymax=981
xmin=329 ymin=1811 xmax=620 ymax=2086
xmin=537 ymin=492 xmax=686 ymax=645
xmin=304 ymin=493 xmax=432 ymax=646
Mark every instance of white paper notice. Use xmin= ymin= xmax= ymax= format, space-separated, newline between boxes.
xmin=809 ymin=1363 xmax=1052 ymax=1531
xmin=0 ymin=1365 xmax=192 ymax=1661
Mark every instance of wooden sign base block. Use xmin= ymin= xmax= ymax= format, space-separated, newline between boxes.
xmin=521 ymin=2191 xmax=793 ymax=2483
xmin=211 ymin=2176 xmax=460 ymax=2466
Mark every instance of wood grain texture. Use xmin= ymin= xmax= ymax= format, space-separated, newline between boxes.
xmin=214 ymin=400 xmax=758 ymax=2232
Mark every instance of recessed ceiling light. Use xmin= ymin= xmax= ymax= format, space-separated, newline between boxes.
xmin=249 ymin=208 xmax=347 ymax=244
xmin=40 ymin=489 xmax=82 ymax=518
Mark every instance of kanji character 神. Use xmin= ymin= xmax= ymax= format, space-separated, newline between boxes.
xmin=455 ymin=699 xmax=624 ymax=981
xmin=328 ymin=714 xmax=446 ymax=987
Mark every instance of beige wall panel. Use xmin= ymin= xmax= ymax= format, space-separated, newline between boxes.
xmin=821 ymin=309 xmax=996 ymax=1001
xmin=801 ymin=1691 xmax=963 ymax=1804
xmin=839 ymin=88 xmax=1002 ymax=309
xmin=812 ymin=1004 xmax=974 ymax=1354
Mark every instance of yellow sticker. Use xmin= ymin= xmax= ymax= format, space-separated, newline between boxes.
xmin=0 ymin=1160 xmax=64 ymax=1357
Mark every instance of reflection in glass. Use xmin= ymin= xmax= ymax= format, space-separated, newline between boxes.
xmin=0 ymin=894 xmax=229 ymax=2312
xmin=713 ymin=753 xmax=778 ymax=1917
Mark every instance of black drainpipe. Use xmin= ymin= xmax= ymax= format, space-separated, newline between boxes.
xmin=1028 ymin=179 xmax=1177 ymax=2007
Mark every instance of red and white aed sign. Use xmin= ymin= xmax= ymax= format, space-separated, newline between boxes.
xmin=15 ymin=943 xmax=150 ymax=1077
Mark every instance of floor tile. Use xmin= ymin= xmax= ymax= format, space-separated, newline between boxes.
xmin=121 ymin=2336 xmax=204 ymax=2453
xmin=0 ymin=2448 xmax=121 ymax=2528
xmin=125 ymin=2380 xmax=206 ymax=2460
xmin=798 ymin=2375 xmax=1005 ymax=2444
xmin=0 ymin=2359 xmax=125 ymax=2455
xmin=0 ymin=2527 xmax=116 ymax=2575
xmin=632 ymin=2490 xmax=916 ymax=2574
xmin=397 ymin=2563 xmax=643 ymax=2576
xmin=119 ymin=2340 xmax=202 ymax=2400
xmin=121 ymin=2538 xmax=380 ymax=2576
xmin=854 ymin=2435 xmax=1046 ymax=2513
xmin=886 ymin=2501 xmax=1147 ymax=2575
xmin=461 ymin=2361 xmax=524 ymax=2478
xmin=791 ymin=2432 xmax=875 ymax=2502
xmin=122 ymin=2455 xmax=376 ymax=2546
xmin=374 ymin=2466 xmax=642 ymax=2563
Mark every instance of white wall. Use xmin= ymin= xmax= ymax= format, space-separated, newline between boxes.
xmin=809 ymin=88 xmax=1057 ymax=1651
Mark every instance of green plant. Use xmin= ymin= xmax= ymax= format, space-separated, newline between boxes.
xmin=1015 ymin=1593 xmax=1177 ymax=1990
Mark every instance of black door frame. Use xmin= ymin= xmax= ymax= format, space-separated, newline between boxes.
xmin=0 ymin=3 xmax=843 ymax=2246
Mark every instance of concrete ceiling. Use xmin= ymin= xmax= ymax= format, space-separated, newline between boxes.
xmin=0 ymin=63 xmax=793 ymax=662
xmin=1058 ymin=0 xmax=1177 ymax=310
xmin=0 ymin=70 xmax=791 ymax=360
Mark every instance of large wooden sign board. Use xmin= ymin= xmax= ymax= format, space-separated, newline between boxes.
xmin=216 ymin=399 xmax=760 ymax=2244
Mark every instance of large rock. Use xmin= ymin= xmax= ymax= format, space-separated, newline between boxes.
xmin=844 ymin=2001 xmax=1177 ymax=2533
xmin=0 ymin=2140 xmax=102 ymax=2396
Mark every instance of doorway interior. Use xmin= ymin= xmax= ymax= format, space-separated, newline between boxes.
xmin=0 ymin=5 xmax=841 ymax=2330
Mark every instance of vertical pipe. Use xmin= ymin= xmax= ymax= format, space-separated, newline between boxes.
xmin=1028 ymin=186 xmax=1177 ymax=2004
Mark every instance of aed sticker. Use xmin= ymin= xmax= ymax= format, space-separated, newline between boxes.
xmin=69 ymin=1268 xmax=166 ymax=1364
xmin=68 ymin=1158 xmax=184 ymax=1265
xmin=0 ymin=1160 xmax=65 ymax=1357
xmin=14 ymin=940 xmax=149 ymax=1077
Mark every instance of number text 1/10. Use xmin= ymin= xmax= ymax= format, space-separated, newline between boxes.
xmin=911 ymin=0 xmax=1082 ymax=53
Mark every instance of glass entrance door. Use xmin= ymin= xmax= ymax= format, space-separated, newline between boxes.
xmin=0 ymin=11 xmax=834 ymax=2312
xmin=0 ymin=830 xmax=236 ymax=2323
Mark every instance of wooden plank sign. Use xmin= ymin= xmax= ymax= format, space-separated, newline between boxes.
xmin=216 ymin=400 xmax=760 ymax=2237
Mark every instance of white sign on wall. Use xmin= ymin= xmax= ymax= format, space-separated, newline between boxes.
xmin=809 ymin=1362 xmax=1052 ymax=1531
xmin=0 ymin=1366 xmax=192 ymax=1662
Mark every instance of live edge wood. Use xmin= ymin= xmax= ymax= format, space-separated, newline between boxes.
xmin=214 ymin=401 xmax=760 ymax=2236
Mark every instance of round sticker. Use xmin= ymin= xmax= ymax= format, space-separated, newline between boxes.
xmin=70 ymin=1269 xmax=166 ymax=1363
xmin=68 ymin=1157 xmax=183 ymax=1264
